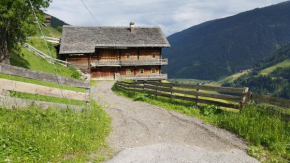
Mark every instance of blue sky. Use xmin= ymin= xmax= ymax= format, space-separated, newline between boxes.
xmin=47 ymin=0 xmax=288 ymax=36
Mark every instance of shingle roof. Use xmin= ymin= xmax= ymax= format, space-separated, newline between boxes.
xmin=59 ymin=25 xmax=170 ymax=54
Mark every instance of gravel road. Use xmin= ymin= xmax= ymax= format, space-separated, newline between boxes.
xmin=92 ymin=81 xmax=259 ymax=163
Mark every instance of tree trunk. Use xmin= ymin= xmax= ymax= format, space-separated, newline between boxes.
xmin=0 ymin=31 xmax=10 ymax=64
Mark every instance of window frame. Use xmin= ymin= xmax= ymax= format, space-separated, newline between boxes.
xmin=152 ymin=53 xmax=156 ymax=58
xmin=126 ymin=69 xmax=131 ymax=75
xmin=126 ymin=53 xmax=130 ymax=59
xmin=151 ymin=68 xmax=156 ymax=74
xmin=140 ymin=69 xmax=145 ymax=74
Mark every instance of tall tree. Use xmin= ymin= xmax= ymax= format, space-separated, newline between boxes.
xmin=0 ymin=0 xmax=51 ymax=64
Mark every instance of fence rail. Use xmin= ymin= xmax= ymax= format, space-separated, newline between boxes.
xmin=92 ymin=59 xmax=168 ymax=67
xmin=0 ymin=63 xmax=90 ymax=89
xmin=24 ymin=43 xmax=68 ymax=66
xmin=116 ymin=81 xmax=290 ymax=110
xmin=120 ymin=74 xmax=168 ymax=80
xmin=116 ymin=81 xmax=249 ymax=108
xmin=251 ymin=94 xmax=290 ymax=109
xmin=0 ymin=79 xmax=89 ymax=101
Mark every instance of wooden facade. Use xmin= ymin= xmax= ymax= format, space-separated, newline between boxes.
xmin=66 ymin=48 xmax=167 ymax=80
xmin=59 ymin=24 xmax=170 ymax=80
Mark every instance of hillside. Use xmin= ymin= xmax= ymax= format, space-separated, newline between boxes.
xmin=163 ymin=1 xmax=290 ymax=80
xmin=50 ymin=15 xmax=69 ymax=28
xmin=223 ymin=44 xmax=290 ymax=99
xmin=10 ymin=26 xmax=80 ymax=79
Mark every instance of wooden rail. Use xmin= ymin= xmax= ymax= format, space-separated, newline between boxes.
xmin=252 ymin=94 xmax=290 ymax=109
xmin=0 ymin=79 xmax=89 ymax=101
xmin=24 ymin=43 xmax=69 ymax=66
xmin=0 ymin=63 xmax=90 ymax=89
xmin=116 ymin=81 xmax=290 ymax=110
xmin=120 ymin=74 xmax=168 ymax=80
xmin=92 ymin=59 xmax=168 ymax=67
xmin=116 ymin=81 xmax=249 ymax=108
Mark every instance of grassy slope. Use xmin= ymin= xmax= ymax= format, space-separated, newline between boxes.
xmin=8 ymin=26 xmax=85 ymax=105
xmin=219 ymin=69 xmax=251 ymax=84
xmin=35 ymin=26 xmax=62 ymax=38
xmin=260 ymin=59 xmax=290 ymax=75
xmin=10 ymin=47 xmax=78 ymax=78
xmin=0 ymin=103 xmax=111 ymax=162
xmin=27 ymin=38 xmax=57 ymax=58
xmin=112 ymin=86 xmax=290 ymax=163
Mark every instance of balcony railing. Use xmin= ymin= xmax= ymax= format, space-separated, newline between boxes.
xmin=120 ymin=74 xmax=168 ymax=80
xmin=91 ymin=59 xmax=168 ymax=67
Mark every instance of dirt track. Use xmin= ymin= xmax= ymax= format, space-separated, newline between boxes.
xmin=92 ymin=81 xmax=259 ymax=163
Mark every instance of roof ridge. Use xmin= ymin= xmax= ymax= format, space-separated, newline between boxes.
xmin=63 ymin=25 xmax=161 ymax=29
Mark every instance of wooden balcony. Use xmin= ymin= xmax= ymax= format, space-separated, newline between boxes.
xmin=120 ymin=74 xmax=168 ymax=80
xmin=91 ymin=59 xmax=168 ymax=67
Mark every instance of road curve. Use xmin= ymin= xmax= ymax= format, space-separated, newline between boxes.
xmin=92 ymin=81 xmax=259 ymax=163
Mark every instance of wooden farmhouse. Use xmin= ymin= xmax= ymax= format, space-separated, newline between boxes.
xmin=59 ymin=23 xmax=170 ymax=80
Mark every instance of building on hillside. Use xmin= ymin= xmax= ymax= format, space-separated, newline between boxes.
xmin=59 ymin=23 xmax=170 ymax=80
xmin=43 ymin=14 xmax=51 ymax=26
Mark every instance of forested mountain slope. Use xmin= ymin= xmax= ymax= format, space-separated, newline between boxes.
xmin=50 ymin=15 xmax=69 ymax=28
xmin=223 ymin=44 xmax=290 ymax=99
xmin=163 ymin=1 xmax=290 ymax=80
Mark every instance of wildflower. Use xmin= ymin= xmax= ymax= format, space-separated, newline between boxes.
xmin=4 ymin=158 xmax=11 ymax=162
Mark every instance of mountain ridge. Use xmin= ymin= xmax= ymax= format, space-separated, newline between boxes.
xmin=163 ymin=1 xmax=290 ymax=80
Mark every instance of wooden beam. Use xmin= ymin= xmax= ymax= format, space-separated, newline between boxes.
xmin=0 ymin=79 xmax=89 ymax=101
xmin=0 ymin=63 xmax=90 ymax=89
xmin=252 ymin=94 xmax=290 ymax=109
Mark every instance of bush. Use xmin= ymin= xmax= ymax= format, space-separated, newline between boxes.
xmin=200 ymin=105 xmax=219 ymax=116
xmin=70 ymin=67 xmax=81 ymax=80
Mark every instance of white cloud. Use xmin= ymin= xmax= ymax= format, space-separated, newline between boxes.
xmin=47 ymin=0 xmax=288 ymax=36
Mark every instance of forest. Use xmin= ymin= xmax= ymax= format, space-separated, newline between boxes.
xmin=163 ymin=1 xmax=290 ymax=80
xmin=223 ymin=44 xmax=290 ymax=99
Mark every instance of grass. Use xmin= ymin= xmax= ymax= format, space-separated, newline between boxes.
xmin=170 ymin=78 xmax=210 ymax=85
xmin=10 ymin=47 xmax=81 ymax=79
xmin=219 ymin=69 xmax=251 ymax=84
xmin=35 ymin=26 xmax=62 ymax=38
xmin=112 ymin=85 xmax=290 ymax=162
xmin=0 ymin=102 xmax=111 ymax=162
xmin=260 ymin=59 xmax=290 ymax=75
xmin=0 ymin=73 xmax=85 ymax=93
xmin=10 ymin=91 xmax=86 ymax=106
xmin=27 ymin=38 xmax=57 ymax=58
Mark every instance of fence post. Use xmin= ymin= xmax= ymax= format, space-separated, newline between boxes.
xmin=143 ymin=81 xmax=145 ymax=93
xmin=170 ymin=84 xmax=174 ymax=100
xmin=85 ymin=88 xmax=91 ymax=108
xmin=195 ymin=83 xmax=201 ymax=107
xmin=240 ymin=87 xmax=249 ymax=109
xmin=155 ymin=84 xmax=158 ymax=98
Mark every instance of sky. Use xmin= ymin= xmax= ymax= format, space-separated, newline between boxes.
xmin=46 ymin=0 xmax=288 ymax=36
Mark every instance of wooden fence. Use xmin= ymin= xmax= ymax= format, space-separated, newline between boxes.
xmin=0 ymin=79 xmax=89 ymax=101
xmin=0 ymin=64 xmax=90 ymax=106
xmin=116 ymin=81 xmax=290 ymax=110
xmin=251 ymin=94 xmax=290 ymax=108
xmin=116 ymin=81 xmax=250 ymax=108
xmin=0 ymin=63 xmax=90 ymax=89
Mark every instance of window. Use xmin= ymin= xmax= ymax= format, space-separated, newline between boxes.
xmin=151 ymin=68 xmax=156 ymax=74
xmin=126 ymin=69 xmax=131 ymax=75
xmin=152 ymin=53 xmax=156 ymax=58
xmin=140 ymin=69 xmax=144 ymax=74
xmin=126 ymin=53 xmax=130 ymax=59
